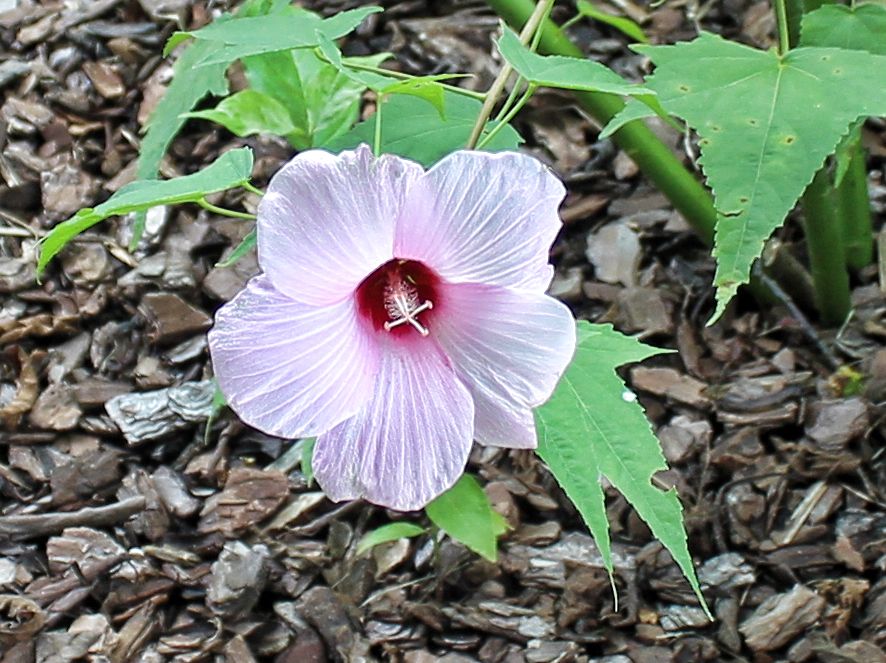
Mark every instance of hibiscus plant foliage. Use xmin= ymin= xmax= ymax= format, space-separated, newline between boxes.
xmin=35 ymin=0 xmax=886 ymax=615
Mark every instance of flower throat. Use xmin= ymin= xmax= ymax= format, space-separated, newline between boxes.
xmin=356 ymin=259 xmax=440 ymax=337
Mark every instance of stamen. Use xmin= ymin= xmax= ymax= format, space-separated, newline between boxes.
xmin=383 ymin=274 xmax=434 ymax=336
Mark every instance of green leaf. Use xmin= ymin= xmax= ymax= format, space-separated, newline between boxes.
xmin=216 ymin=228 xmax=256 ymax=268
xmin=356 ymin=522 xmax=427 ymax=556
xmin=238 ymin=5 xmax=390 ymax=149
xmin=315 ymin=33 xmax=458 ymax=118
xmin=426 ymin=474 xmax=503 ymax=562
xmin=298 ymin=52 xmax=392 ymax=147
xmin=204 ymin=381 xmax=228 ymax=445
xmin=629 ymin=32 xmax=886 ymax=321
xmin=301 ymin=438 xmax=316 ymax=486
xmin=134 ymin=0 xmax=268 ymax=249
xmin=599 ymin=93 xmax=679 ymax=140
xmin=183 ymin=89 xmax=297 ymax=138
xmin=576 ymin=0 xmax=649 ymax=44
xmin=497 ymin=26 xmax=653 ymax=96
xmin=328 ymin=92 xmax=523 ymax=166
xmin=536 ymin=321 xmax=710 ymax=616
xmin=800 ymin=4 xmax=886 ymax=54
xmin=182 ymin=7 xmax=382 ymax=67
xmin=133 ymin=37 xmax=231 ymax=248
xmin=38 ymin=148 xmax=253 ymax=275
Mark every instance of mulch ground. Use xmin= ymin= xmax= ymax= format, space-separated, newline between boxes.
xmin=1 ymin=1 xmax=884 ymax=662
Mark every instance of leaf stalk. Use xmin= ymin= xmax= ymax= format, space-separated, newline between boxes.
xmin=466 ymin=0 xmax=553 ymax=149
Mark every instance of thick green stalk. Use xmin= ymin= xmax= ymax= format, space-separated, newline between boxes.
xmin=485 ymin=0 xmax=717 ymax=244
xmin=836 ymin=128 xmax=874 ymax=270
xmin=801 ymin=170 xmax=851 ymax=325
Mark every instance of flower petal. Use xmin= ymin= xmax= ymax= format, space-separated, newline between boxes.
xmin=394 ymin=151 xmax=565 ymax=291
xmin=433 ymin=282 xmax=576 ymax=439
xmin=208 ymin=275 xmax=380 ymax=438
xmin=473 ymin=396 xmax=538 ymax=449
xmin=313 ymin=341 xmax=474 ymax=511
xmin=258 ymin=145 xmax=424 ymax=306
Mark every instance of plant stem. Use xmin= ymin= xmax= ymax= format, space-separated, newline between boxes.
xmin=801 ymin=169 xmax=851 ymax=325
xmin=774 ymin=0 xmax=791 ymax=55
xmin=477 ymin=84 xmax=538 ymax=149
xmin=486 ymin=0 xmax=716 ymax=244
xmin=242 ymin=181 xmax=264 ymax=197
xmin=486 ymin=0 xmax=816 ymax=310
xmin=373 ymin=96 xmax=384 ymax=156
xmin=342 ymin=61 xmax=487 ymax=101
xmin=198 ymin=199 xmax=257 ymax=220
xmin=836 ymin=128 xmax=874 ymax=270
xmin=466 ymin=0 xmax=553 ymax=149
xmin=492 ymin=74 xmax=526 ymax=123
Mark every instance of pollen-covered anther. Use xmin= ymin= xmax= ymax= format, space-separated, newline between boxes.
xmin=383 ymin=282 xmax=434 ymax=336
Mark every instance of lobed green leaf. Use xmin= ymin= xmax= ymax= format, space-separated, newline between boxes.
xmin=38 ymin=148 xmax=254 ymax=275
xmin=536 ymin=321 xmax=710 ymax=616
xmin=625 ymin=32 xmax=886 ymax=321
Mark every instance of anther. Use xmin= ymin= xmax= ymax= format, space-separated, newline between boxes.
xmin=384 ymin=300 xmax=433 ymax=336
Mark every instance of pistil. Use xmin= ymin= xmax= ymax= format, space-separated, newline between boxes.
xmin=383 ymin=274 xmax=434 ymax=336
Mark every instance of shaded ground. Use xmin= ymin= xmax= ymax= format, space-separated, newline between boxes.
xmin=1 ymin=1 xmax=885 ymax=661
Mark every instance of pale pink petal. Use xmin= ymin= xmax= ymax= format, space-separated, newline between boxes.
xmin=394 ymin=151 xmax=565 ymax=291
xmin=473 ymin=396 xmax=538 ymax=449
xmin=258 ymin=145 xmax=424 ymax=306
xmin=313 ymin=341 xmax=474 ymax=511
xmin=433 ymin=282 xmax=576 ymax=439
xmin=208 ymin=275 xmax=380 ymax=438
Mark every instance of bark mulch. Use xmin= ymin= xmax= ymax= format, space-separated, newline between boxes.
xmin=1 ymin=1 xmax=884 ymax=661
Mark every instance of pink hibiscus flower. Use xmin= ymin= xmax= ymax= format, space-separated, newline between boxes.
xmin=208 ymin=145 xmax=576 ymax=511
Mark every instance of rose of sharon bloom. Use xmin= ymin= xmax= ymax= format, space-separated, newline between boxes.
xmin=209 ymin=145 xmax=576 ymax=511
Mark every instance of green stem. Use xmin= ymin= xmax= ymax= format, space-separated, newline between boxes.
xmin=341 ymin=61 xmax=487 ymax=101
xmin=836 ymin=128 xmax=874 ymax=270
xmin=242 ymin=181 xmax=264 ymax=197
xmin=373 ymin=95 xmax=384 ymax=156
xmin=486 ymin=0 xmax=716 ymax=245
xmin=197 ymin=199 xmax=256 ymax=220
xmin=486 ymin=0 xmax=816 ymax=311
xmin=477 ymin=83 xmax=538 ymax=149
xmin=467 ymin=0 xmax=553 ymax=149
xmin=492 ymin=74 xmax=525 ymax=124
xmin=774 ymin=0 xmax=791 ymax=55
xmin=801 ymin=169 xmax=851 ymax=325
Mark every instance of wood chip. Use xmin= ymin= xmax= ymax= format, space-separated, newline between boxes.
xmin=198 ymin=467 xmax=289 ymax=536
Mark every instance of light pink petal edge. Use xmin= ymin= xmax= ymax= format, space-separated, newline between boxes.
xmin=208 ymin=275 xmax=379 ymax=439
xmin=394 ymin=150 xmax=565 ymax=292
xmin=432 ymin=282 xmax=576 ymax=446
xmin=258 ymin=145 xmax=425 ymax=306
xmin=312 ymin=340 xmax=474 ymax=511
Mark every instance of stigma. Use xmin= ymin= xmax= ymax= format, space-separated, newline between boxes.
xmin=383 ymin=274 xmax=434 ymax=336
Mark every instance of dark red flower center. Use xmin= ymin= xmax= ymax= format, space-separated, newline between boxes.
xmin=356 ymin=259 xmax=441 ymax=337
